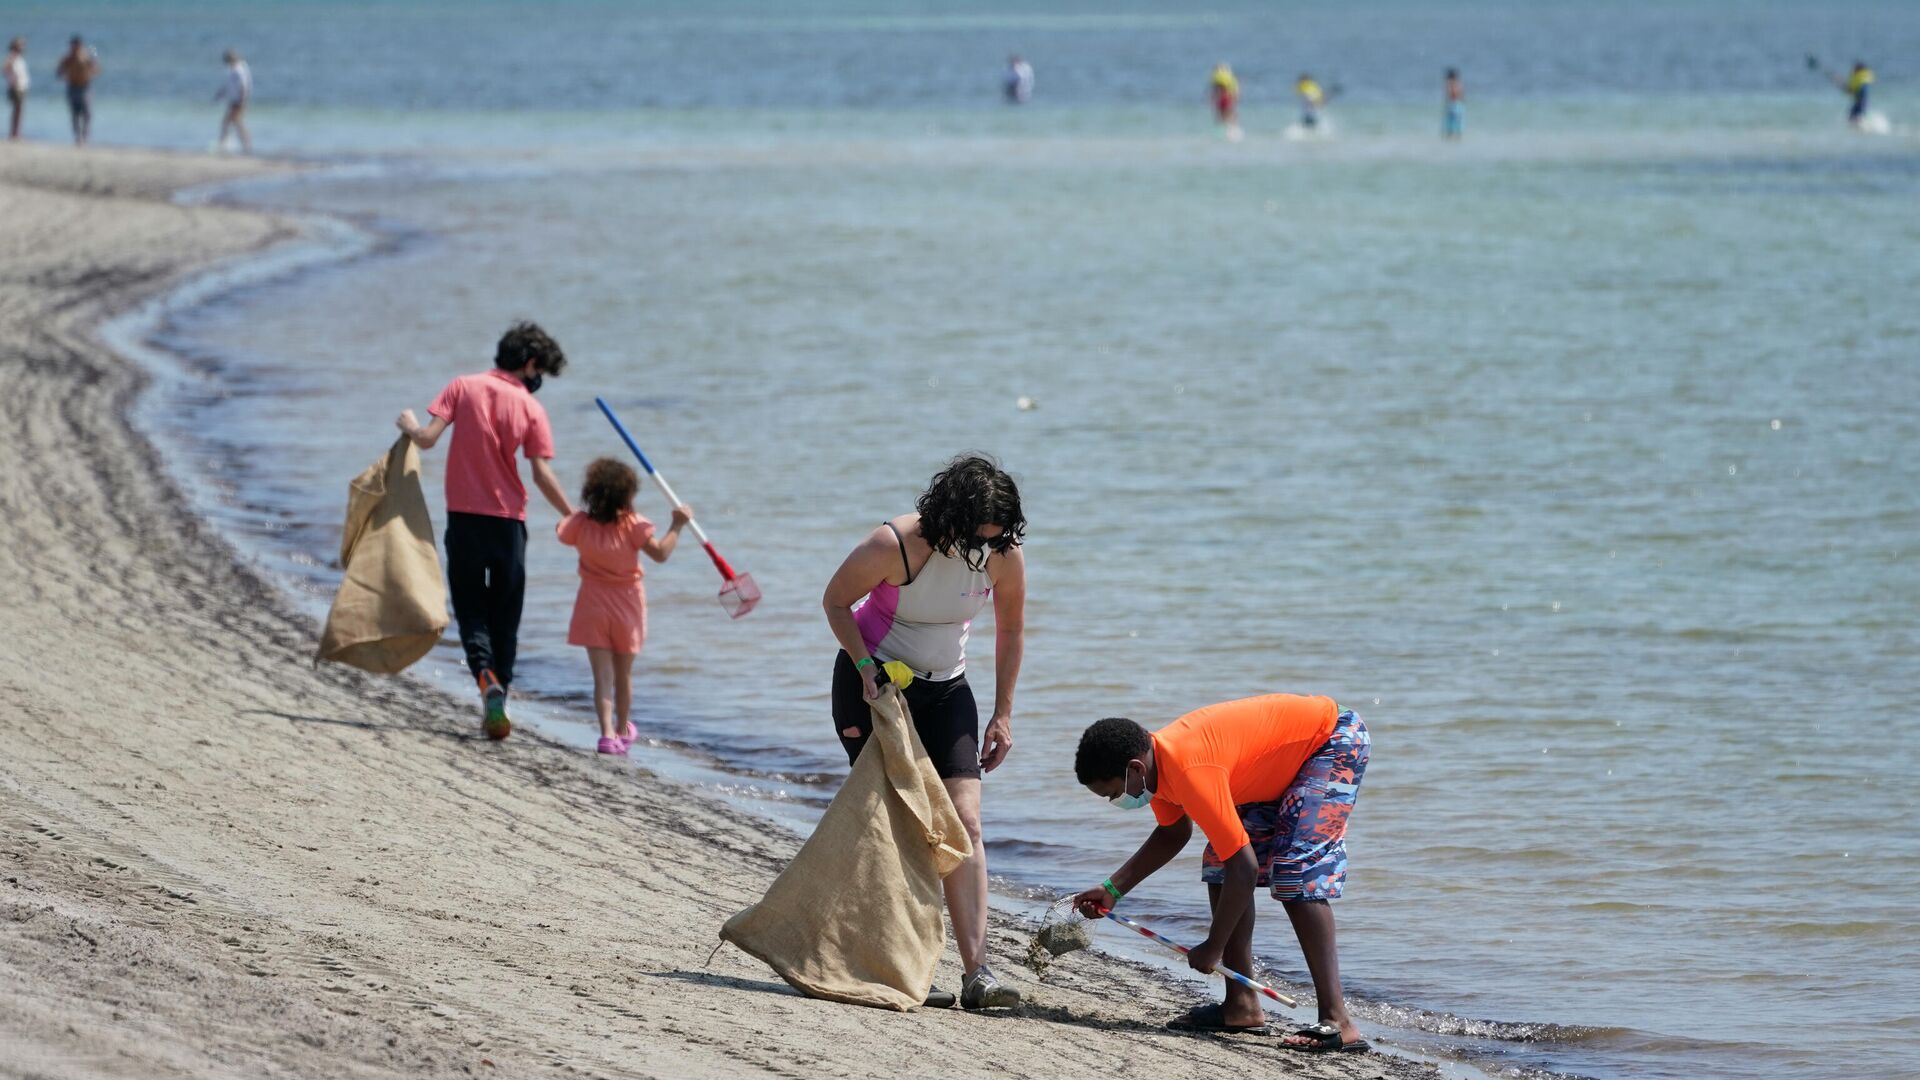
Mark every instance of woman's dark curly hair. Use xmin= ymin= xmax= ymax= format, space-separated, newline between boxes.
xmin=581 ymin=457 xmax=639 ymax=524
xmin=494 ymin=320 xmax=568 ymax=376
xmin=916 ymin=453 xmax=1025 ymax=570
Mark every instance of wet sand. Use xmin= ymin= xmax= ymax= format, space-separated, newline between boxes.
xmin=0 ymin=143 xmax=1431 ymax=1080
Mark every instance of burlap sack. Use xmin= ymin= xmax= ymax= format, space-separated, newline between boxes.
xmin=315 ymin=436 xmax=448 ymax=674
xmin=720 ymin=683 xmax=972 ymax=1010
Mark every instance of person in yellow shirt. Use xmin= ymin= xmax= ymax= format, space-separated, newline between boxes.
xmin=1840 ymin=62 xmax=1874 ymax=127
xmin=1296 ymin=72 xmax=1326 ymax=130
xmin=1210 ymin=62 xmax=1241 ymax=138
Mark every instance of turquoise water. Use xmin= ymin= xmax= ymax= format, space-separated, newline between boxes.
xmin=47 ymin=2 xmax=1920 ymax=1077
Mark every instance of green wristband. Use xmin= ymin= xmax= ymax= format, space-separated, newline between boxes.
xmin=855 ymin=656 xmax=875 ymax=671
xmin=1101 ymin=878 xmax=1124 ymax=902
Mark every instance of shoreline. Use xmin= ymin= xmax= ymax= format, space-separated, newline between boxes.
xmin=0 ymin=143 xmax=1435 ymax=1078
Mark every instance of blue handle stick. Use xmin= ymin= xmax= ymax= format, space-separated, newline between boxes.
xmin=592 ymin=398 xmax=761 ymax=619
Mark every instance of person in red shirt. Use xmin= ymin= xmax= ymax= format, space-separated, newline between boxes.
xmin=555 ymin=458 xmax=691 ymax=755
xmin=1072 ymin=694 xmax=1372 ymax=1053
xmin=396 ymin=322 xmax=575 ymax=737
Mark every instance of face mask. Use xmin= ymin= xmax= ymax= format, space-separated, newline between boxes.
xmin=521 ymin=373 xmax=544 ymax=395
xmin=1108 ymin=762 xmax=1152 ymax=810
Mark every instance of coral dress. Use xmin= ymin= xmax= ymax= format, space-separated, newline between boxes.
xmin=556 ymin=510 xmax=654 ymax=653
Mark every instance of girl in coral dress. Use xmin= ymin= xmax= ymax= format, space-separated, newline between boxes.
xmin=557 ymin=458 xmax=691 ymax=754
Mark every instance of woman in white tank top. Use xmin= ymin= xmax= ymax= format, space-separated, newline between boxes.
xmin=822 ymin=454 xmax=1027 ymax=1010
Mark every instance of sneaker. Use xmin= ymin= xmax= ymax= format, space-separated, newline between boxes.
xmin=596 ymin=736 xmax=628 ymax=756
xmin=922 ymin=986 xmax=956 ymax=1009
xmin=960 ymin=966 xmax=1021 ymax=1010
xmin=478 ymin=671 xmax=511 ymax=740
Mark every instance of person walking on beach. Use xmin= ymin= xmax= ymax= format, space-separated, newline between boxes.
xmin=1003 ymin=54 xmax=1033 ymax=105
xmin=1296 ymin=72 xmax=1327 ymax=131
xmin=1838 ymin=61 xmax=1875 ymax=128
xmin=1210 ymin=62 xmax=1241 ymax=140
xmin=822 ymin=454 xmax=1027 ymax=1011
xmin=5 ymin=39 xmax=26 ymax=141
xmin=556 ymin=458 xmax=691 ymax=756
xmin=55 ymin=35 xmax=98 ymax=146
xmin=1072 ymin=693 xmax=1372 ymax=1053
xmin=213 ymin=48 xmax=252 ymax=153
xmin=1443 ymin=67 xmax=1465 ymax=139
xmin=396 ymin=321 xmax=574 ymax=739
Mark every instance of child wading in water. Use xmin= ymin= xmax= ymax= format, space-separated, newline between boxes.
xmin=557 ymin=458 xmax=691 ymax=754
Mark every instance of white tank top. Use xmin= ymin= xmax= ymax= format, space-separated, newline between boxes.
xmin=852 ymin=524 xmax=993 ymax=681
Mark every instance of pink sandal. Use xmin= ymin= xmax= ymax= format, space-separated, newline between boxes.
xmin=596 ymin=736 xmax=629 ymax=756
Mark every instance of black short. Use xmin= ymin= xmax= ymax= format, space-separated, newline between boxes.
xmin=831 ymin=651 xmax=979 ymax=780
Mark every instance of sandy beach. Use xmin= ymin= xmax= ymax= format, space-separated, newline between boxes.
xmin=0 ymin=144 xmax=1429 ymax=1078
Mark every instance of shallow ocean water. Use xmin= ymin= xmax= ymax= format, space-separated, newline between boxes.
xmin=41 ymin=1 xmax=1920 ymax=1076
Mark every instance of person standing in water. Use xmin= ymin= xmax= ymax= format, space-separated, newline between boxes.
xmin=1839 ymin=61 xmax=1874 ymax=128
xmin=823 ymin=454 xmax=1027 ymax=1011
xmin=1003 ymin=54 xmax=1033 ymax=104
xmin=1296 ymin=72 xmax=1327 ymax=130
xmin=397 ymin=322 xmax=575 ymax=739
xmin=55 ymin=35 xmax=98 ymax=146
xmin=1210 ymin=62 xmax=1241 ymax=139
xmin=1443 ymin=67 xmax=1464 ymax=139
xmin=213 ymin=49 xmax=252 ymax=153
xmin=4 ymin=38 xmax=26 ymax=141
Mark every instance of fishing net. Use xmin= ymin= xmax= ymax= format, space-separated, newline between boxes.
xmin=1021 ymin=897 xmax=1094 ymax=978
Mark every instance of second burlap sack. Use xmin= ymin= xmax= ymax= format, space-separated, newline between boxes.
xmin=719 ymin=682 xmax=971 ymax=1009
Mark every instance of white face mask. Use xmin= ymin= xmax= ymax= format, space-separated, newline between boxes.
xmin=1108 ymin=761 xmax=1152 ymax=811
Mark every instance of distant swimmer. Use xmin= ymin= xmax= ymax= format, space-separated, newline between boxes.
xmin=1004 ymin=54 xmax=1033 ymax=104
xmin=55 ymin=35 xmax=99 ymax=146
xmin=1211 ymin=62 xmax=1242 ymax=140
xmin=1296 ymin=72 xmax=1326 ymax=130
xmin=213 ymin=48 xmax=251 ymax=153
xmin=1840 ymin=61 xmax=1874 ymax=128
xmin=1443 ymin=67 xmax=1464 ymax=139
xmin=5 ymin=38 xmax=25 ymax=141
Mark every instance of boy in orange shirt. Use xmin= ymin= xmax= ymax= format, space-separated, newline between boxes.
xmin=1072 ymin=694 xmax=1371 ymax=1053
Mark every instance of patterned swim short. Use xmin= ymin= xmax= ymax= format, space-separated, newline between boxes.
xmin=1200 ymin=709 xmax=1370 ymax=901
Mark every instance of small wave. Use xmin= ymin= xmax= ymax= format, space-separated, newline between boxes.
xmin=1363 ymin=1001 xmax=1636 ymax=1046
xmin=985 ymin=837 xmax=1087 ymax=860
xmin=629 ymin=735 xmax=842 ymax=787
xmin=1761 ymin=919 xmax=1900 ymax=940
xmin=702 ymin=781 xmax=833 ymax=808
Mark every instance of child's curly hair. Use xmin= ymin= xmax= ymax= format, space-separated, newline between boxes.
xmin=581 ymin=457 xmax=639 ymax=524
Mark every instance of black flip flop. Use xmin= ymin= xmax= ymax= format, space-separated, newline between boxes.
xmin=1166 ymin=1002 xmax=1271 ymax=1035
xmin=1279 ymin=1021 xmax=1371 ymax=1053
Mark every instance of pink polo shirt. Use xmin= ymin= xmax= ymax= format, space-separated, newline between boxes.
xmin=428 ymin=369 xmax=555 ymax=521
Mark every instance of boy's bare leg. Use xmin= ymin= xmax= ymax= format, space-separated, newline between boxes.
xmin=1206 ymin=882 xmax=1263 ymax=1026
xmin=1281 ymin=898 xmax=1362 ymax=1045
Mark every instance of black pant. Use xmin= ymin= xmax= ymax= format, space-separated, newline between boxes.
xmin=831 ymin=651 xmax=980 ymax=780
xmin=444 ymin=511 xmax=527 ymax=688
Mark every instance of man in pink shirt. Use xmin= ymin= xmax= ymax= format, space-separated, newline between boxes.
xmin=396 ymin=322 xmax=575 ymax=737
